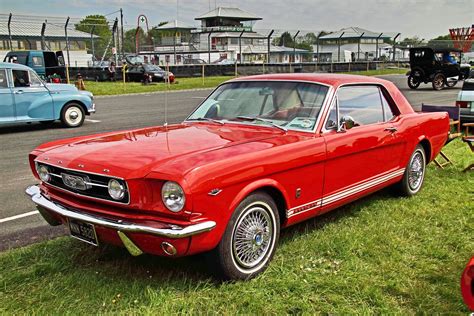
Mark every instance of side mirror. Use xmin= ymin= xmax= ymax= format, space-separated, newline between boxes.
xmin=338 ymin=116 xmax=356 ymax=132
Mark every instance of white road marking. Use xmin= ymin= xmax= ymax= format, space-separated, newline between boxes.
xmin=85 ymin=119 xmax=101 ymax=123
xmin=0 ymin=211 xmax=39 ymax=224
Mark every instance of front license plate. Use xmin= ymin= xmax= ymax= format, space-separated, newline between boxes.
xmin=68 ymin=219 xmax=98 ymax=246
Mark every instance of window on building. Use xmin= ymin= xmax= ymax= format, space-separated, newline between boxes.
xmin=230 ymin=38 xmax=238 ymax=45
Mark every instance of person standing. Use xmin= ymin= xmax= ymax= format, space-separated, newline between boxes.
xmin=108 ymin=62 xmax=116 ymax=81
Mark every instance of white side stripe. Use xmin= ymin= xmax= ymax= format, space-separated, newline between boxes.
xmin=322 ymin=169 xmax=405 ymax=206
xmin=286 ymin=168 xmax=405 ymax=217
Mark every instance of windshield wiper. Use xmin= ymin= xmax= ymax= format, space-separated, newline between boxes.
xmin=235 ymin=116 xmax=287 ymax=132
xmin=187 ymin=117 xmax=225 ymax=125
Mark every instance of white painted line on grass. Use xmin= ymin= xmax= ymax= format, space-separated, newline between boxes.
xmin=0 ymin=211 xmax=39 ymax=224
xmin=85 ymin=119 xmax=101 ymax=123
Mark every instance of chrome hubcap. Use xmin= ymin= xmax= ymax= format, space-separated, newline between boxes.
xmin=408 ymin=151 xmax=424 ymax=190
xmin=232 ymin=206 xmax=273 ymax=269
xmin=65 ymin=107 xmax=82 ymax=125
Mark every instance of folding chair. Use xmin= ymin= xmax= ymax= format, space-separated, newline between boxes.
xmin=462 ymin=122 xmax=474 ymax=172
xmin=421 ymin=103 xmax=461 ymax=168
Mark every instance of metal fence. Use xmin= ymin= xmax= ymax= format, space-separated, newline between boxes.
xmin=1 ymin=12 xmax=473 ymax=69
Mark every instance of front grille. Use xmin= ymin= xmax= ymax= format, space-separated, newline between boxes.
xmin=37 ymin=162 xmax=130 ymax=204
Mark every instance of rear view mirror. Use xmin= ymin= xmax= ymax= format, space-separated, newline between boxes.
xmin=259 ymin=87 xmax=274 ymax=96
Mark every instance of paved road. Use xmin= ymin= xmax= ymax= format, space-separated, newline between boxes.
xmin=0 ymin=74 xmax=461 ymax=250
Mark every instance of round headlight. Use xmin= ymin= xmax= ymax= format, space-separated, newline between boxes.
xmin=108 ymin=179 xmax=125 ymax=200
xmin=36 ymin=164 xmax=50 ymax=182
xmin=161 ymin=181 xmax=185 ymax=212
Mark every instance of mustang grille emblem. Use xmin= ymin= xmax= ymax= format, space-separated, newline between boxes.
xmin=61 ymin=173 xmax=91 ymax=191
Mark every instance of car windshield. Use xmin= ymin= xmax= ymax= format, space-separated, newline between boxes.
xmin=187 ymin=81 xmax=329 ymax=132
xmin=143 ymin=64 xmax=164 ymax=72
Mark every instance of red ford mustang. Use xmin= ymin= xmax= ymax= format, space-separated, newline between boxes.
xmin=26 ymin=74 xmax=449 ymax=280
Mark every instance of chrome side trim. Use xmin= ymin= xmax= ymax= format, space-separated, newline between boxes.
xmin=285 ymin=168 xmax=405 ymax=217
xmin=322 ymin=168 xmax=405 ymax=207
xmin=25 ymin=185 xmax=216 ymax=239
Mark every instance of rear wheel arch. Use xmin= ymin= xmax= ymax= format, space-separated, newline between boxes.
xmin=418 ymin=138 xmax=432 ymax=163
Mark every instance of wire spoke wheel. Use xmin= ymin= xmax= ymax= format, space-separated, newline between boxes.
xmin=432 ymin=73 xmax=445 ymax=90
xmin=232 ymin=205 xmax=274 ymax=269
xmin=408 ymin=151 xmax=424 ymax=191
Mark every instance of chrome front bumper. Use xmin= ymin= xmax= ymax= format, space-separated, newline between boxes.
xmin=25 ymin=185 xmax=216 ymax=239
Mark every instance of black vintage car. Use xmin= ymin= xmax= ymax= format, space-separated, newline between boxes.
xmin=407 ymin=47 xmax=471 ymax=90
xmin=126 ymin=63 xmax=174 ymax=83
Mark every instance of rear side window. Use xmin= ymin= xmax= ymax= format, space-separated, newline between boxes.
xmin=31 ymin=56 xmax=44 ymax=67
xmin=0 ymin=69 xmax=8 ymax=88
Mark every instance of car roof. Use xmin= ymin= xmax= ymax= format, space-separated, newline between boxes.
xmin=229 ymin=73 xmax=391 ymax=87
xmin=0 ymin=62 xmax=34 ymax=71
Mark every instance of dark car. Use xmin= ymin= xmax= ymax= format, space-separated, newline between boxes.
xmin=407 ymin=47 xmax=471 ymax=90
xmin=126 ymin=64 xmax=175 ymax=83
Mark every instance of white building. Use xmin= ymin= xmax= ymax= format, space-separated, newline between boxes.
xmin=314 ymin=27 xmax=394 ymax=62
xmin=0 ymin=20 xmax=96 ymax=66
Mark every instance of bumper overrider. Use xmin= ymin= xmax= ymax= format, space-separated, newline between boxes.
xmin=25 ymin=185 xmax=216 ymax=256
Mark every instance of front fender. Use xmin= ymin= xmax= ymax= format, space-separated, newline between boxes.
xmin=228 ymin=178 xmax=290 ymax=218
xmin=51 ymin=93 xmax=94 ymax=118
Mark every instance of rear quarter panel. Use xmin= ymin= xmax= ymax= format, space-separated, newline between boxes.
xmin=398 ymin=111 xmax=449 ymax=165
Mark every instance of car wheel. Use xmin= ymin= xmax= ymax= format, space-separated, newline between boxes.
xmin=432 ymin=73 xmax=445 ymax=90
xmin=61 ymin=103 xmax=85 ymax=128
xmin=398 ymin=145 xmax=426 ymax=196
xmin=407 ymin=74 xmax=420 ymax=89
xmin=212 ymin=192 xmax=280 ymax=280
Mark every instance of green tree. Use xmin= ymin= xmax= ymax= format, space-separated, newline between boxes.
xmin=75 ymin=15 xmax=111 ymax=59
xmin=123 ymin=27 xmax=147 ymax=54
xmin=427 ymin=34 xmax=454 ymax=50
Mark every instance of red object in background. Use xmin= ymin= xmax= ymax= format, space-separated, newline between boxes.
xmin=51 ymin=77 xmax=61 ymax=83
xmin=449 ymin=26 xmax=474 ymax=53
xmin=461 ymin=257 xmax=474 ymax=311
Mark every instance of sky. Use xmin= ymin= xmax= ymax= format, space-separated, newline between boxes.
xmin=1 ymin=0 xmax=473 ymax=39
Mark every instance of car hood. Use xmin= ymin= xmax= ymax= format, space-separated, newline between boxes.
xmin=35 ymin=123 xmax=297 ymax=179
xmin=45 ymin=83 xmax=78 ymax=93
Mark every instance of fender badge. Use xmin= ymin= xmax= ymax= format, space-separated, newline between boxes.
xmin=208 ymin=189 xmax=222 ymax=196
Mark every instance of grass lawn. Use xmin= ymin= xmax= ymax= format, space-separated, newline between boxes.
xmin=85 ymin=69 xmax=408 ymax=96
xmin=85 ymin=76 xmax=234 ymax=96
xmin=1 ymin=141 xmax=472 ymax=314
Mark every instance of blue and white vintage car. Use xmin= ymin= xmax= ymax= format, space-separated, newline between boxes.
xmin=0 ymin=62 xmax=95 ymax=128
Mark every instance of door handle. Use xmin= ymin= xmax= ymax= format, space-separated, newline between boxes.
xmin=14 ymin=90 xmax=24 ymax=94
xmin=384 ymin=127 xmax=397 ymax=133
